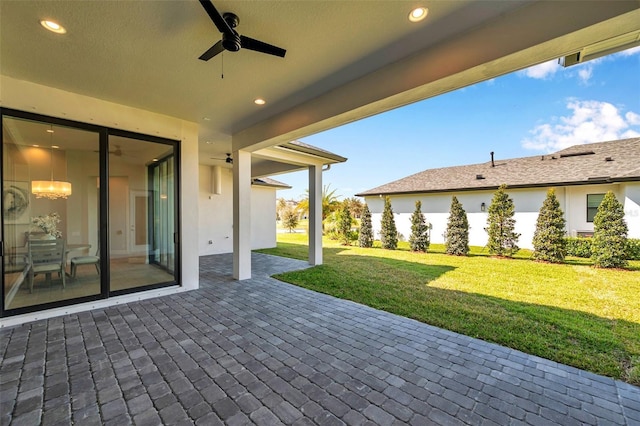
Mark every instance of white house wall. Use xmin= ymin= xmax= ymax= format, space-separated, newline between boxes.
xmin=251 ymin=187 xmax=278 ymax=250
xmin=198 ymin=165 xmax=278 ymax=256
xmin=565 ymin=184 xmax=620 ymax=236
xmin=366 ymin=184 xmax=640 ymax=250
xmin=623 ymin=182 xmax=640 ymax=238
xmin=198 ymin=165 xmax=234 ymax=255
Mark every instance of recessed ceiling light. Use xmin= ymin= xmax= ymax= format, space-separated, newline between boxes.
xmin=203 ymin=117 xmax=211 ymax=121
xmin=33 ymin=145 xmax=40 ymax=147
xmin=205 ymin=141 xmax=213 ymax=144
xmin=51 ymin=145 xmax=60 ymax=149
xmin=46 ymin=129 xmax=54 ymax=133
xmin=254 ymin=98 xmax=266 ymax=105
xmin=408 ymin=7 xmax=428 ymax=23
xmin=40 ymin=20 xmax=66 ymax=34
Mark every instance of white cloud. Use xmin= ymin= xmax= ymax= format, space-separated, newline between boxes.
xmin=577 ymin=64 xmax=593 ymax=84
xmin=521 ymin=100 xmax=640 ymax=152
xmin=626 ymin=111 xmax=640 ymax=125
xmin=519 ymin=60 xmax=560 ymax=79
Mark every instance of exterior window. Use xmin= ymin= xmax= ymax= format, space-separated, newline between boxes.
xmin=587 ymin=193 xmax=605 ymax=223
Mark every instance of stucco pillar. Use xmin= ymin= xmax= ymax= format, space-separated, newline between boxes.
xmin=309 ymin=165 xmax=323 ymax=265
xmin=233 ymin=150 xmax=252 ymax=280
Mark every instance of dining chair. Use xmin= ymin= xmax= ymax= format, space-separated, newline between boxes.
xmin=70 ymin=247 xmax=100 ymax=278
xmin=27 ymin=239 xmax=66 ymax=293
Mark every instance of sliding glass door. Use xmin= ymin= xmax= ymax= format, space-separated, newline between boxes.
xmin=2 ymin=115 xmax=102 ymax=311
xmin=1 ymin=109 xmax=180 ymax=317
xmin=108 ymin=133 xmax=177 ymax=294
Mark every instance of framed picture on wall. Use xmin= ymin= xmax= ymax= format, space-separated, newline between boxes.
xmin=3 ymin=181 xmax=31 ymax=224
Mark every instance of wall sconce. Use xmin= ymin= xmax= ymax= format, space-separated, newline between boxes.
xmin=481 ymin=202 xmax=486 ymax=212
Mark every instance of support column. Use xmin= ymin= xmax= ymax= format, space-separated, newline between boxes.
xmin=309 ymin=165 xmax=323 ymax=265
xmin=233 ymin=150 xmax=252 ymax=280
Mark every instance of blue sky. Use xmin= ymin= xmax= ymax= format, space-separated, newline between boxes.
xmin=277 ymin=47 xmax=640 ymax=201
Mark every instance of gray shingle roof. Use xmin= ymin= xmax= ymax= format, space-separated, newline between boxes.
xmin=356 ymin=138 xmax=640 ymax=196
xmin=252 ymin=177 xmax=291 ymax=189
xmin=281 ymin=140 xmax=347 ymax=163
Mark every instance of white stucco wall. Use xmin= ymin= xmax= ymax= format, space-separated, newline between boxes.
xmin=198 ymin=165 xmax=278 ymax=255
xmin=251 ymin=186 xmax=277 ymax=250
xmin=623 ymin=182 xmax=640 ymax=239
xmin=0 ymin=75 xmax=200 ymax=326
xmin=368 ymin=189 xmax=545 ymax=249
xmin=365 ymin=185 xmax=640 ymax=250
xmin=564 ymin=184 xmax=620 ymax=236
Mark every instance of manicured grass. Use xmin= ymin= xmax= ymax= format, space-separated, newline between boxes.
xmin=257 ymin=233 xmax=640 ymax=384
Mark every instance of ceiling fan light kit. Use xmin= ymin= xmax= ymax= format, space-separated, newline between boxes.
xmin=198 ymin=0 xmax=286 ymax=61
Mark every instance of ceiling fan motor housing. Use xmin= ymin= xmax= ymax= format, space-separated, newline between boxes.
xmin=222 ymin=32 xmax=241 ymax=52
xmin=222 ymin=12 xmax=239 ymax=28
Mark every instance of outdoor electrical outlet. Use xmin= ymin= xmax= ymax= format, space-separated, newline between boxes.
xmin=208 ymin=240 xmax=213 ymax=244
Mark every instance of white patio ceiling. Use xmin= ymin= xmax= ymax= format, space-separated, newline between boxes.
xmin=1 ymin=1 xmax=639 ymax=175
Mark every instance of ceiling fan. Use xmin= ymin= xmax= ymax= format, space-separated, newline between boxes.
xmin=211 ymin=153 xmax=233 ymax=164
xmin=198 ymin=0 xmax=286 ymax=61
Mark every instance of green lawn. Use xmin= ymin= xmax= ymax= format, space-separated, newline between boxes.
xmin=257 ymin=233 xmax=640 ymax=385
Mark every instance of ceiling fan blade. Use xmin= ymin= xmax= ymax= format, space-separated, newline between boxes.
xmin=199 ymin=0 xmax=233 ymax=35
xmin=199 ymin=40 xmax=225 ymax=61
xmin=240 ymin=35 xmax=286 ymax=58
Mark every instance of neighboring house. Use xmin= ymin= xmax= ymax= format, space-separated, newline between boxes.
xmin=357 ymin=139 xmax=640 ymax=249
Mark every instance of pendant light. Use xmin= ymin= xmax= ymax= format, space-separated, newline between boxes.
xmin=31 ymin=125 xmax=72 ymax=199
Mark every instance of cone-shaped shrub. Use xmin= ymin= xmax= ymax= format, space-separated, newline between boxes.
xmin=532 ymin=189 xmax=566 ymax=263
xmin=485 ymin=184 xmax=520 ymax=256
xmin=445 ymin=196 xmax=469 ymax=256
xmin=409 ymin=201 xmax=430 ymax=252
xmin=336 ymin=205 xmax=353 ymax=246
xmin=591 ymin=191 xmax=628 ymax=268
xmin=380 ymin=196 xmax=398 ymax=250
xmin=358 ymin=204 xmax=374 ymax=248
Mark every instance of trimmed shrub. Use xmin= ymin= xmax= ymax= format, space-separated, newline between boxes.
xmin=591 ymin=191 xmax=628 ymax=268
xmin=532 ymin=189 xmax=566 ymax=263
xmin=336 ymin=206 xmax=353 ymax=245
xmin=565 ymin=237 xmax=593 ymax=258
xmin=626 ymin=239 xmax=640 ymax=260
xmin=409 ymin=201 xmax=431 ymax=252
xmin=485 ymin=184 xmax=520 ymax=257
xmin=565 ymin=237 xmax=640 ymax=260
xmin=380 ymin=196 xmax=398 ymax=250
xmin=445 ymin=196 xmax=469 ymax=256
xmin=358 ymin=204 xmax=374 ymax=248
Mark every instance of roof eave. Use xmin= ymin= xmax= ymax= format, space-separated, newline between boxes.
xmin=356 ymin=176 xmax=640 ymax=197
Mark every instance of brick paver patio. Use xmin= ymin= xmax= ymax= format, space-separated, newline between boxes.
xmin=1 ymin=253 xmax=638 ymax=425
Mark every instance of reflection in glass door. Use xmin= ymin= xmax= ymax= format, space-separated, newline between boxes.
xmin=108 ymin=134 xmax=176 ymax=293
xmin=150 ymin=157 xmax=175 ymax=272
xmin=2 ymin=115 xmax=101 ymax=311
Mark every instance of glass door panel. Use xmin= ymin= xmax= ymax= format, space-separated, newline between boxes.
xmin=108 ymin=135 xmax=175 ymax=293
xmin=2 ymin=116 xmax=101 ymax=310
